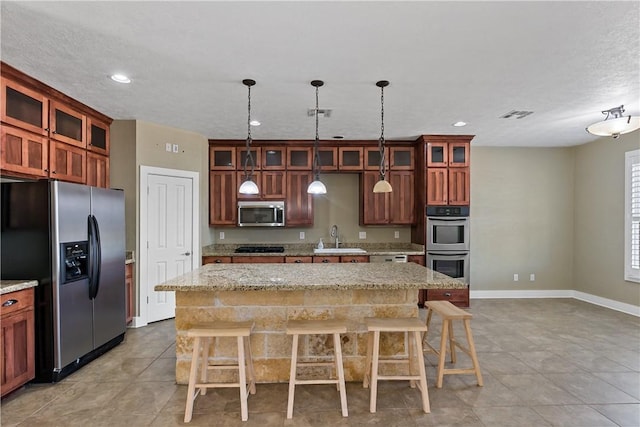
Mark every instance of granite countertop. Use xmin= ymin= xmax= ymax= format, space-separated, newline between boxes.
xmin=1 ymin=280 xmax=38 ymax=295
xmin=202 ymin=243 xmax=425 ymax=257
xmin=154 ymin=262 xmax=465 ymax=292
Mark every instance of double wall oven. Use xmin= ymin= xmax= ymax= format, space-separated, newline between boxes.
xmin=426 ymin=206 xmax=470 ymax=285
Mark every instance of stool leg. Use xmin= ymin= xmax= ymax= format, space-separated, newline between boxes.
xmin=369 ymin=331 xmax=381 ymax=413
xmin=363 ymin=329 xmax=373 ymax=389
xmin=244 ymin=335 xmax=256 ymax=395
xmin=333 ymin=333 xmax=348 ymax=417
xmin=286 ymin=334 xmax=299 ymax=419
xmin=184 ymin=336 xmax=201 ymax=423
xmin=412 ymin=331 xmax=431 ymax=413
xmin=423 ymin=308 xmax=433 ymax=347
xmin=408 ymin=331 xmax=416 ymax=388
xmin=448 ymin=320 xmax=457 ymax=364
xmin=436 ymin=320 xmax=449 ymax=388
xmin=237 ymin=336 xmax=249 ymax=421
xmin=463 ymin=319 xmax=483 ymax=387
xmin=200 ymin=337 xmax=211 ymax=395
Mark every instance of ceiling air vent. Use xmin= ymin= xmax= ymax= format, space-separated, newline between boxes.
xmin=308 ymin=108 xmax=332 ymax=118
xmin=501 ymin=110 xmax=534 ymax=119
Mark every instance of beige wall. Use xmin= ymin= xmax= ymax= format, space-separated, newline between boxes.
xmin=573 ymin=133 xmax=640 ymax=306
xmin=470 ymin=147 xmax=575 ymax=291
xmin=215 ymin=173 xmax=411 ymax=245
xmin=109 ymin=120 xmax=137 ymax=251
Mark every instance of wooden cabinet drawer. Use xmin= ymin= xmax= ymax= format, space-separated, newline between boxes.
xmin=340 ymin=255 xmax=369 ymax=263
xmin=1 ymin=288 xmax=34 ymax=317
xmin=232 ymin=256 xmax=285 ymax=263
xmin=285 ymin=256 xmax=313 ymax=264
xmin=425 ymin=288 xmax=469 ymax=308
xmin=202 ymin=256 xmax=232 ymax=264
xmin=313 ymin=256 xmax=340 ymax=263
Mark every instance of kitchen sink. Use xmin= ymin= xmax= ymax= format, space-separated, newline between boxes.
xmin=313 ymin=248 xmax=367 ymax=254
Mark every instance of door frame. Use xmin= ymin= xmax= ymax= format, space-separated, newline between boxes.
xmin=137 ymin=165 xmax=200 ymax=327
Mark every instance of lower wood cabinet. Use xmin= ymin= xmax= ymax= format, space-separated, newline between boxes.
xmin=125 ymin=263 xmax=134 ymax=326
xmin=340 ymin=255 xmax=369 ymax=263
xmin=424 ymin=288 xmax=469 ymax=308
xmin=231 ymin=256 xmax=285 ymax=263
xmin=202 ymin=256 xmax=232 ymax=264
xmin=1 ymin=288 xmax=35 ymax=397
xmin=285 ymin=256 xmax=313 ymax=263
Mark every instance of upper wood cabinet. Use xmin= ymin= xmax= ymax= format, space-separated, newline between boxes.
xmin=426 ymin=168 xmax=447 ymax=205
xmin=210 ymin=146 xmax=236 ymax=170
xmin=86 ymin=152 xmax=110 ymax=188
xmin=287 ymin=146 xmax=312 ymax=170
xmin=361 ymin=170 xmax=415 ymax=225
xmin=286 ymin=171 xmax=313 ymax=226
xmin=0 ymin=125 xmax=48 ymax=178
xmin=361 ymin=171 xmax=389 ymax=225
xmin=317 ymin=147 xmax=338 ymax=171
xmin=447 ymin=167 xmax=470 ymax=205
xmin=49 ymin=141 xmax=86 ymax=184
xmin=210 ymin=171 xmax=237 ymax=226
xmin=261 ymin=146 xmax=286 ymax=170
xmin=87 ymin=118 xmax=110 ymax=155
xmin=389 ymin=146 xmax=414 ymax=170
xmin=237 ymin=146 xmax=261 ymax=171
xmin=236 ymin=171 xmax=262 ymax=201
xmin=1 ymin=78 xmax=49 ymax=136
xmin=262 ymin=171 xmax=286 ymax=199
xmin=426 ymin=140 xmax=469 ymax=167
xmin=49 ymin=101 xmax=86 ymax=148
xmin=338 ymin=147 xmax=363 ymax=171
xmin=364 ymin=146 xmax=389 ymax=171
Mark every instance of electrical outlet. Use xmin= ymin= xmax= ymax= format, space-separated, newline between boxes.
xmin=359 ymin=231 xmax=366 ymax=239
xmin=172 ymin=144 xmax=179 ymax=153
xmin=219 ymin=231 xmax=225 ymax=240
xmin=165 ymin=143 xmax=172 ymax=152
xmin=513 ymin=273 xmax=519 ymax=281
xmin=530 ymin=273 xmax=535 ymax=281
xmin=299 ymin=232 xmax=305 ymax=240
xmin=394 ymin=231 xmax=400 ymax=239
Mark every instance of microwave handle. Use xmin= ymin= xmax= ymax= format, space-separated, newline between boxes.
xmin=427 ymin=217 xmax=467 ymax=221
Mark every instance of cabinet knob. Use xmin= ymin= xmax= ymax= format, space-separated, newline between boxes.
xmin=444 ymin=292 xmax=452 ymax=297
xmin=2 ymin=299 xmax=18 ymax=307
xmin=51 ymin=171 xmax=57 ymax=174
xmin=294 ymin=260 xmax=302 ymax=263
xmin=322 ymin=259 xmax=329 ymax=263
xmin=215 ymin=259 xmax=222 ymax=263
xmin=350 ymin=259 xmax=358 ymax=263
xmin=52 ymin=130 xmax=57 ymax=134
xmin=44 ymin=128 xmax=50 ymax=132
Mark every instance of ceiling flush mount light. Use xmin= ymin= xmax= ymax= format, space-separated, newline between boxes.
xmin=110 ymin=73 xmax=131 ymax=84
xmin=452 ymin=121 xmax=467 ymax=127
xmin=586 ymin=105 xmax=640 ymax=139
xmin=307 ymin=80 xmax=327 ymax=195
xmin=238 ymin=79 xmax=260 ymax=195
xmin=373 ymin=80 xmax=392 ymax=193
xmin=249 ymin=120 xmax=261 ymax=126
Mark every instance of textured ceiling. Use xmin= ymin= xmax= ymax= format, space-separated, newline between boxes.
xmin=1 ymin=1 xmax=639 ymax=147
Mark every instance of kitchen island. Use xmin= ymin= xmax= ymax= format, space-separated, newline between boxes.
xmin=155 ymin=262 xmax=465 ymax=384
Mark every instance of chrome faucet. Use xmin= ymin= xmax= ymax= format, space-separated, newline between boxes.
xmin=330 ymin=224 xmax=339 ymax=248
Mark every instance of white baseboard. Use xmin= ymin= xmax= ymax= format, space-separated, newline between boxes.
xmin=470 ymin=289 xmax=640 ymax=317
xmin=127 ymin=316 xmax=148 ymax=329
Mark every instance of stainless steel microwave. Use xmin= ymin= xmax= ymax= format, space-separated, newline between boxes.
xmin=237 ymin=201 xmax=285 ymax=227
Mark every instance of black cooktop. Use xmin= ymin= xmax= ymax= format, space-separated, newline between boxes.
xmin=234 ymin=246 xmax=285 ymax=254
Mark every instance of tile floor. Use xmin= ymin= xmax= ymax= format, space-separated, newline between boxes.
xmin=1 ymin=298 xmax=639 ymax=426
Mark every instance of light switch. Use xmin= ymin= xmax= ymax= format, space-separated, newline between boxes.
xmin=165 ymin=143 xmax=172 ymax=152
xmin=172 ymin=144 xmax=179 ymax=153
xmin=219 ymin=231 xmax=225 ymax=240
xmin=359 ymin=231 xmax=366 ymax=239
xmin=394 ymin=231 xmax=400 ymax=239
xmin=299 ymin=232 xmax=305 ymax=240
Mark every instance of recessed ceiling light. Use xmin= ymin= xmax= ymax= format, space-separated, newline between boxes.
xmin=110 ymin=74 xmax=131 ymax=84
xmin=452 ymin=121 xmax=467 ymax=127
xmin=249 ymin=120 xmax=261 ymax=126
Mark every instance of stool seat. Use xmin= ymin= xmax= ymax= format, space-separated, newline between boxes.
xmin=184 ymin=321 xmax=256 ymax=423
xmin=286 ymin=319 xmax=348 ymax=419
xmin=423 ymin=300 xmax=483 ymax=389
xmin=363 ymin=317 xmax=430 ymax=414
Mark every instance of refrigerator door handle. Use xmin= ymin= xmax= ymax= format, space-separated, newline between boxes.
xmin=88 ymin=215 xmax=102 ymax=299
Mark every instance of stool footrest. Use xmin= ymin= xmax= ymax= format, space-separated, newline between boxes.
xmin=294 ymin=379 xmax=340 ymax=385
xmin=295 ymin=361 xmax=335 ymax=368
xmin=195 ymin=382 xmax=241 ymax=388
xmin=377 ymin=375 xmax=422 ymax=381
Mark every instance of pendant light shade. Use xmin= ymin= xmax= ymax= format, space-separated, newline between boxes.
xmin=307 ymin=80 xmax=327 ymax=195
xmin=239 ymin=79 xmax=259 ymax=195
xmin=586 ymin=105 xmax=640 ymax=138
xmin=373 ymin=80 xmax=392 ymax=193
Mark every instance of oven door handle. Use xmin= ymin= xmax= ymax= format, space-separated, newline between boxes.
xmin=427 ymin=252 xmax=468 ymax=257
xmin=427 ymin=217 xmax=468 ymax=222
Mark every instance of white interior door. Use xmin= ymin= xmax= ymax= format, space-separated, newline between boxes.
xmin=147 ymin=173 xmax=193 ymax=322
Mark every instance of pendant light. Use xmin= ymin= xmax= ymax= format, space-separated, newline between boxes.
xmin=586 ymin=105 xmax=640 ymax=139
xmin=238 ymin=79 xmax=259 ymax=195
xmin=373 ymin=80 xmax=393 ymax=193
xmin=307 ymin=80 xmax=327 ymax=195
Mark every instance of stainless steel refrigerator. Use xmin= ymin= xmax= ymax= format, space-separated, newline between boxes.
xmin=1 ymin=180 xmax=126 ymax=382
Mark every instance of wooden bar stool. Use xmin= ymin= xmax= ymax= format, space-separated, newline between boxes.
xmin=184 ymin=321 xmax=256 ymax=423
xmin=286 ymin=319 xmax=348 ymax=419
xmin=423 ymin=300 xmax=483 ymax=388
xmin=363 ymin=317 xmax=430 ymax=414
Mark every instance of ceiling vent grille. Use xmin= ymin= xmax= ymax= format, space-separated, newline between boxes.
xmin=501 ymin=110 xmax=534 ymax=119
xmin=308 ymin=108 xmax=332 ymax=118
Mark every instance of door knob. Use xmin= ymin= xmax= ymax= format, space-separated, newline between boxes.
xmin=181 ymin=252 xmax=191 ymax=256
